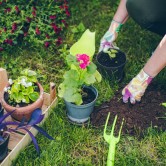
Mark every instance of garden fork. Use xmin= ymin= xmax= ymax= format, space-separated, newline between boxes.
xmin=104 ymin=112 xmax=124 ymax=166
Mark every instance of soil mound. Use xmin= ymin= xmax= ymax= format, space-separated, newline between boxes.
xmin=91 ymin=83 xmax=166 ymax=136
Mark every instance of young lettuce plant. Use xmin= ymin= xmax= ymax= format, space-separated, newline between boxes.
xmin=6 ymin=69 xmax=39 ymax=105
xmin=0 ymin=108 xmax=54 ymax=154
xmin=106 ymin=49 xmax=118 ymax=58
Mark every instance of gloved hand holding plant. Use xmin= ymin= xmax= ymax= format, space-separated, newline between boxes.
xmin=99 ymin=20 xmax=123 ymax=53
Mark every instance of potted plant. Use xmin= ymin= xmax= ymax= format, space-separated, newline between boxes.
xmin=1 ymin=69 xmax=44 ymax=121
xmin=0 ymin=108 xmax=53 ymax=161
xmin=96 ymin=47 xmax=126 ymax=82
xmin=58 ymin=29 xmax=102 ymax=124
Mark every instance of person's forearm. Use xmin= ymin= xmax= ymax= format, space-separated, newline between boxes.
xmin=113 ymin=0 xmax=129 ymax=24
xmin=144 ymin=35 xmax=166 ymax=77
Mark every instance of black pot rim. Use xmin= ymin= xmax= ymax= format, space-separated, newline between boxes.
xmin=96 ymin=48 xmax=127 ymax=69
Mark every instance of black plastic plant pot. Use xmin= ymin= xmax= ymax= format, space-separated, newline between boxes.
xmin=0 ymin=133 xmax=10 ymax=161
xmin=96 ymin=48 xmax=126 ymax=82
xmin=0 ymin=103 xmax=4 ymax=117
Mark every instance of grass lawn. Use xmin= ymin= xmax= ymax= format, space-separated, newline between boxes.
xmin=0 ymin=0 xmax=166 ymax=165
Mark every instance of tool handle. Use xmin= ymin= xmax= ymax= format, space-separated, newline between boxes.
xmin=107 ymin=142 xmax=116 ymax=166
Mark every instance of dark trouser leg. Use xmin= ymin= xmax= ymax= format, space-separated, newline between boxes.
xmin=126 ymin=0 xmax=166 ymax=36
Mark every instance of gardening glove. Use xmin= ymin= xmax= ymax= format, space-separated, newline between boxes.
xmin=99 ymin=20 xmax=123 ymax=53
xmin=122 ymin=69 xmax=153 ymax=104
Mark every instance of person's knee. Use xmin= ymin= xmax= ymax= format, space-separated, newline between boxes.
xmin=126 ymin=0 xmax=157 ymax=27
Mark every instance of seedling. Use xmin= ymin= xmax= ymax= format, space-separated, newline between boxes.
xmin=106 ymin=49 xmax=118 ymax=59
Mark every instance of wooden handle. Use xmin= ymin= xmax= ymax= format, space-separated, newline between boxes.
xmin=49 ymin=82 xmax=56 ymax=104
xmin=0 ymin=68 xmax=8 ymax=100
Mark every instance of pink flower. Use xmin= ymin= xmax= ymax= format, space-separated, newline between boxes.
xmin=65 ymin=9 xmax=70 ymax=17
xmin=15 ymin=6 xmax=20 ymax=14
xmin=32 ymin=11 xmax=36 ymax=17
xmin=61 ymin=20 xmax=67 ymax=27
xmin=76 ymin=54 xmax=90 ymax=69
xmin=56 ymin=37 xmax=62 ymax=46
xmin=46 ymin=34 xmax=50 ymax=39
xmin=4 ymin=39 xmax=13 ymax=45
xmin=4 ymin=27 xmax=7 ymax=32
xmin=32 ymin=6 xmax=37 ymax=11
xmin=4 ymin=8 xmax=11 ymax=13
xmin=0 ymin=47 xmax=4 ymax=51
xmin=51 ymin=23 xmax=61 ymax=34
xmin=44 ymin=41 xmax=50 ymax=48
xmin=24 ymin=32 xmax=28 ymax=37
xmin=12 ymin=23 xmax=17 ymax=31
xmin=26 ymin=17 xmax=31 ymax=23
xmin=49 ymin=15 xmax=56 ymax=20
xmin=35 ymin=27 xmax=40 ymax=35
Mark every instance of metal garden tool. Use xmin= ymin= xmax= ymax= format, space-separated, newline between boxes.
xmin=104 ymin=112 xmax=124 ymax=166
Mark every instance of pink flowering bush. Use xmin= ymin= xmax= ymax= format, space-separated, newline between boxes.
xmin=0 ymin=0 xmax=70 ymax=52
xmin=58 ymin=30 xmax=102 ymax=105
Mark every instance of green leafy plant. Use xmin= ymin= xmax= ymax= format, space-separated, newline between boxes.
xmin=5 ymin=69 xmax=39 ymax=105
xmin=58 ymin=29 xmax=102 ymax=105
xmin=0 ymin=0 xmax=70 ymax=52
xmin=106 ymin=49 xmax=118 ymax=59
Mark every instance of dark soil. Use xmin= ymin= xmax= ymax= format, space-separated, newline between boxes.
xmin=82 ymin=87 xmax=96 ymax=105
xmin=91 ymin=83 xmax=166 ymax=136
xmin=97 ymin=49 xmax=126 ymax=67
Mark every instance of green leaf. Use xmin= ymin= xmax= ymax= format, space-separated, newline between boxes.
xmin=27 ymin=86 xmax=34 ymax=94
xmin=24 ymin=96 xmax=30 ymax=103
xmin=84 ymin=74 xmax=96 ymax=84
xmin=109 ymin=53 xmax=116 ymax=58
xmin=63 ymin=70 xmax=80 ymax=87
xmin=58 ymin=83 xmax=65 ymax=98
xmin=162 ymin=103 xmax=166 ymax=107
xmin=94 ymin=70 xmax=102 ymax=82
xmin=29 ymin=92 xmax=39 ymax=101
xmin=63 ymin=88 xmax=82 ymax=105
xmin=18 ymin=92 xmax=24 ymax=101
xmin=13 ymin=41 xmax=18 ymax=45
xmin=70 ymin=29 xmax=95 ymax=59
xmin=66 ymin=54 xmax=77 ymax=66
xmin=28 ymin=76 xmax=37 ymax=83
xmin=11 ymin=83 xmax=20 ymax=93
xmin=70 ymin=64 xmax=78 ymax=71
xmin=87 ymin=62 xmax=97 ymax=74
xmin=19 ymin=30 xmax=24 ymax=34
xmin=77 ymin=22 xmax=85 ymax=32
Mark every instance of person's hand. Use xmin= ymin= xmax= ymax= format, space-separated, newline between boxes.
xmin=99 ymin=20 xmax=123 ymax=53
xmin=122 ymin=69 xmax=153 ymax=104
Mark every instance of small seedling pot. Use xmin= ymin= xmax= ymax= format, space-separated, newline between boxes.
xmin=64 ymin=86 xmax=98 ymax=124
xmin=96 ymin=48 xmax=126 ymax=82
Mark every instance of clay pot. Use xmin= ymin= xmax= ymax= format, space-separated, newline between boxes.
xmin=1 ymin=82 xmax=44 ymax=121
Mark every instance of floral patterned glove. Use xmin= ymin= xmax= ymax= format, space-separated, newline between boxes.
xmin=99 ymin=20 xmax=123 ymax=53
xmin=122 ymin=69 xmax=153 ymax=104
